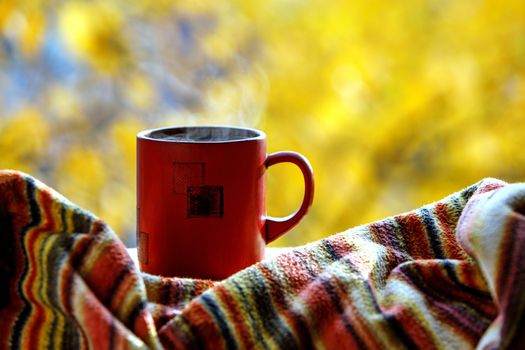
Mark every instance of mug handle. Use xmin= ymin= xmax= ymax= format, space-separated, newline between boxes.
xmin=264 ymin=151 xmax=315 ymax=243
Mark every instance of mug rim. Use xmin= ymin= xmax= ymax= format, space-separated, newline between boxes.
xmin=137 ymin=125 xmax=266 ymax=144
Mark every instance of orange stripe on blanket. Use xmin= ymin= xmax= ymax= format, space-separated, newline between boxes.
xmin=395 ymin=212 xmax=434 ymax=259
xmin=23 ymin=189 xmax=56 ymax=349
xmin=180 ymin=300 xmax=226 ymax=348
xmin=214 ymin=284 xmax=255 ymax=348
xmin=383 ymin=303 xmax=439 ymax=350
xmin=82 ymin=292 xmax=118 ymax=350
xmin=301 ymin=276 xmax=367 ymax=349
xmin=434 ymin=202 xmax=467 ymax=259
xmin=257 ymin=264 xmax=315 ymax=348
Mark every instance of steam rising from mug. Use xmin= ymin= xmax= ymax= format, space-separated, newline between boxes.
xmin=138 ymin=59 xmax=269 ymax=128
xmin=203 ymin=65 xmax=269 ymax=127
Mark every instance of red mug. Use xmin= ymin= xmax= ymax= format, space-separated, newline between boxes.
xmin=136 ymin=126 xmax=314 ymax=279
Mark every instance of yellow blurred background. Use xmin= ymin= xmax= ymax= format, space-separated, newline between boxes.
xmin=0 ymin=0 xmax=524 ymax=246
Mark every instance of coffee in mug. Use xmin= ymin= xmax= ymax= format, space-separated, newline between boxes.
xmin=136 ymin=126 xmax=314 ymax=279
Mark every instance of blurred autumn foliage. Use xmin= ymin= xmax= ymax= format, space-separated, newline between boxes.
xmin=1 ymin=0 xmax=524 ymax=246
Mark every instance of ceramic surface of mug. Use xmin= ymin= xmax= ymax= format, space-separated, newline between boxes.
xmin=137 ymin=126 xmax=314 ymax=279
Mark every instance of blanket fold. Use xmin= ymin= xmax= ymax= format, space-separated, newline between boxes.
xmin=0 ymin=170 xmax=524 ymax=349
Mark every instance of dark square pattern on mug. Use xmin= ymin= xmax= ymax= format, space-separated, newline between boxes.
xmin=187 ymin=185 xmax=224 ymax=218
xmin=173 ymin=162 xmax=205 ymax=194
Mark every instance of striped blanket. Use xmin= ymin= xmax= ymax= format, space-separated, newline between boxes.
xmin=0 ymin=170 xmax=524 ymax=349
